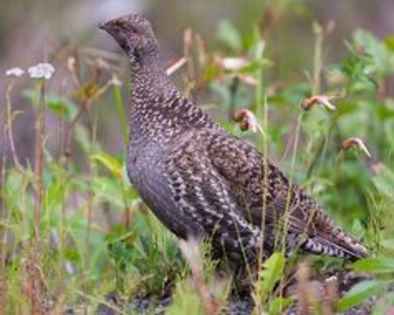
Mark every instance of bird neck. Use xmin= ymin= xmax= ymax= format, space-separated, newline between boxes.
xmin=128 ymin=56 xmax=219 ymax=143
xmin=129 ymin=57 xmax=176 ymax=141
xmin=130 ymin=56 xmax=172 ymax=102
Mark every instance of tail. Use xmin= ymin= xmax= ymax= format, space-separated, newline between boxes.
xmin=302 ymin=228 xmax=368 ymax=260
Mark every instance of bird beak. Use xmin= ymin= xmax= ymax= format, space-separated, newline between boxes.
xmin=98 ymin=20 xmax=134 ymax=54
xmin=98 ymin=21 xmax=109 ymax=31
xmin=98 ymin=21 xmax=119 ymax=40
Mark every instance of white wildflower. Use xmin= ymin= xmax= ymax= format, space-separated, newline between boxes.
xmin=217 ymin=57 xmax=250 ymax=71
xmin=111 ymin=74 xmax=123 ymax=87
xmin=28 ymin=62 xmax=56 ymax=80
xmin=5 ymin=67 xmax=24 ymax=77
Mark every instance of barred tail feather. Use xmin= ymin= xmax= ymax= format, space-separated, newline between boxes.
xmin=302 ymin=235 xmax=367 ymax=260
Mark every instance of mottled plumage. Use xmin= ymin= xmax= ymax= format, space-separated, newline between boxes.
xmin=99 ymin=14 xmax=367 ymax=264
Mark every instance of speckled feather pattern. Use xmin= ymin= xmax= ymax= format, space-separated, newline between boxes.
xmin=102 ymin=14 xmax=367 ymax=263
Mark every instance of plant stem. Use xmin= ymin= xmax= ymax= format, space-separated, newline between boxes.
xmin=312 ymin=22 xmax=323 ymax=95
xmin=64 ymin=97 xmax=89 ymax=157
xmin=34 ymin=79 xmax=46 ymax=243
xmin=254 ymin=30 xmax=267 ymax=314
xmin=32 ymin=78 xmax=46 ymax=314
xmin=304 ymin=22 xmax=326 ymax=179
xmin=0 ymin=156 xmax=7 ymax=315
xmin=228 ymin=77 xmax=240 ymax=120
xmin=280 ymin=113 xmax=303 ymax=253
xmin=113 ymin=84 xmax=128 ymax=146
xmin=5 ymin=81 xmax=22 ymax=170
xmin=63 ymin=80 xmax=113 ymax=158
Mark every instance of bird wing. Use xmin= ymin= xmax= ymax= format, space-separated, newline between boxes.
xmin=198 ymin=128 xmax=367 ymax=259
xmin=162 ymin=130 xmax=264 ymax=260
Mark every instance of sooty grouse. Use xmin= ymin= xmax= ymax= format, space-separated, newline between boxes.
xmin=99 ymin=14 xmax=367 ymax=264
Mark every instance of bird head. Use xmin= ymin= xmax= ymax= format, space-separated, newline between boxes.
xmin=99 ymin=14 xmax=159 ymax=62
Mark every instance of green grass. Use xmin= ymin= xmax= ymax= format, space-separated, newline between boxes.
xmin=1 ymin=13 xmax=394 ymax=315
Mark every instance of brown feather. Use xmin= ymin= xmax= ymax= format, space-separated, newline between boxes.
xmin=100 ymin=14 xmax=368 ymax=265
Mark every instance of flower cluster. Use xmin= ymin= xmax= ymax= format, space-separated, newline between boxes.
xmin=5 ymin=62 xmax=56 ymax=80
xmin=5 ymin=67 xmax=25 ymax=77
xmin=27 ymin=63 xmax=56 ymax=80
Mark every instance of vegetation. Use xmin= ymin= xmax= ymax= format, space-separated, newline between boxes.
xmin=1 ymin=9 xmax=394 ymax=315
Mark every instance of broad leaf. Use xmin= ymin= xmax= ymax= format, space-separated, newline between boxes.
xmin=259 ymin=252 xmax=286 ymax=301
xmin=337 ymin=280 xmax=386 ymax=311
xmin=351 ymin=257 xmax=394 ymax=274
xmin=91 ymin=152 xmax=123 ymax=178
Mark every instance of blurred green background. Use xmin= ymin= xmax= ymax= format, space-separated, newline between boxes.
xmin=1 ymin=1 xmax=394 ymax=313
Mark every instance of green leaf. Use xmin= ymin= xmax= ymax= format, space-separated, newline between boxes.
xmin=351 ymin=257 xmax=394 ymax=274
xmin=259 ymin=252 xmax=286 ymax=301
xmin=74 ymin=124 xmax=92 ymax=153
xmin=44 ymin=181 xmax=67 ymax=213
xmin=337 ymin=280 xmax=386 ymax=311
xmin=45 ymin=95 xmax=78 ymax=120
xmin=372 ymin=165 xmax=394 ymax=200
xmin=384 ymin=35 xmax=394 ymax=51
xmin=352 ymin=29 xmax=393 ymax=76
xmin=167 ymin=280 xmax=203 ymax=315
xmin=217 ymin=20 xmax=242 ymax=52
xmin=23 ymin=91 xmax=77 ymax=120
xmin=238 ymin=59 xmax=271 ymax=75
xmin=269 ymin=297 xmax=294 ymax=315
xmin=91 ymin=152 xmax=123 ymax=178
xmin=112 ymin=85 xmax=128 ymax=146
